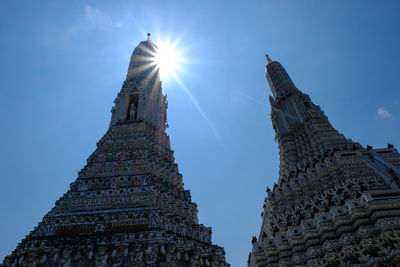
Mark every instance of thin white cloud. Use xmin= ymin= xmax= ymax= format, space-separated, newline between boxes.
xmin=68 ymin=5 xmax=123 ymax=34
xmin=377 ymin=107 xmax=392 ymax=119
xmin=40 ymin=5 xmax=126 ymax=46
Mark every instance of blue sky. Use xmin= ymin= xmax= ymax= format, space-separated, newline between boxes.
xmin=1 ymin=1 xmax=400 ymax=265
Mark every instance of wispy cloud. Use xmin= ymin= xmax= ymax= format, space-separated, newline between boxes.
xmin=40 ymin=5 xmax=126 ymax=46
xmin=68 ymin=5 xmax=123 ymax=34
xmin=377 ymin=107 xmax=392 ymax=119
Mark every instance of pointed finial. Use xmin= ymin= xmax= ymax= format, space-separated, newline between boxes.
xmin=266 ymin=54 xmax=272 ymax=63
xmin=146 ymin=33 xmax=151 ymax=41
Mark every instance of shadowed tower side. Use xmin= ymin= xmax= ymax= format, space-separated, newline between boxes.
xmin=249 ymin=55 xmax=400 ymax=266
xmin=2 ymin=38 xmax=229 ymax=267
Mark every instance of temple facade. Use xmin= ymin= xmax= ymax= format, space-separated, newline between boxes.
xmin=2 ymin=38 xmax=228 ymax=267
xmin=249 ymin=56 xmax=400 ymax=266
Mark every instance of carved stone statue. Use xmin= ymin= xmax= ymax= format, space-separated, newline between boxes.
xmin=131 ymin=244 xmax=144 ymax=266
xmin=129 ymin=103 xmax=137 ymax=120
xmin=60 ymin=249 xmax=71 ymax=267
xmin=95 ymin=246 xmax=108 ymax=267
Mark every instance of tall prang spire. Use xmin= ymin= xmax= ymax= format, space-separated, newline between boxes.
xmin=2 ymin=38 xmax=229 ymax=267
xmin=265 ymin=57 xmax=357 ymax=178
xmin=110 ymin=37 xmax=168 ymax=134
xmin=265 ymin=55 xmax=299 ymax=102
xmin=125 ymin=37 xmax=158 ymax=82
xmin=249 ymin=55 xmax=400 ymax=266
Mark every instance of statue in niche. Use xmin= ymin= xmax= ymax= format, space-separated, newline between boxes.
xmin=129 ymin=103 xmax=137 ymax=120
xmin=60 ymin=249 xmax=72 ymax=267
xmin=131 ymin=244 xmax=144 ymax=266
xmin=95 ymin=246 xmax=108 ymax=267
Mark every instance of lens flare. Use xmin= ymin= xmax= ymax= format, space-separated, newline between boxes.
xmin=142 ymin=34 xmax=218 ymax=140
xmin=153 ymin=40 xmax=185 ymax=82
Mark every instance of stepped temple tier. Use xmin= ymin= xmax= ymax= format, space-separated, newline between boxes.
xmin=2 ymin=38 xmax=228 ymax=267
xmin=249 ymin=55 xmax=400 ymax=266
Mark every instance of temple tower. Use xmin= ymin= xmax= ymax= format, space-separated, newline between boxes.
xmin=249 ymin=56 xmax=400 ymax=266
xmin=2 ymin=38 xmax=228 ymax=267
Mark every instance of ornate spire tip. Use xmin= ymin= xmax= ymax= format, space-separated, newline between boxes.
xmin=146 ymin=33 xmax=151 ymax=41
xmin=266 ymin=54 xmax=272 ymax=64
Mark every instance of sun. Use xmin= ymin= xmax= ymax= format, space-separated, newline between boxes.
xmin=143 ymin=34 xmax=217 ymax=138
xmin=153 ymin=39 xmax=185 ymax=82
